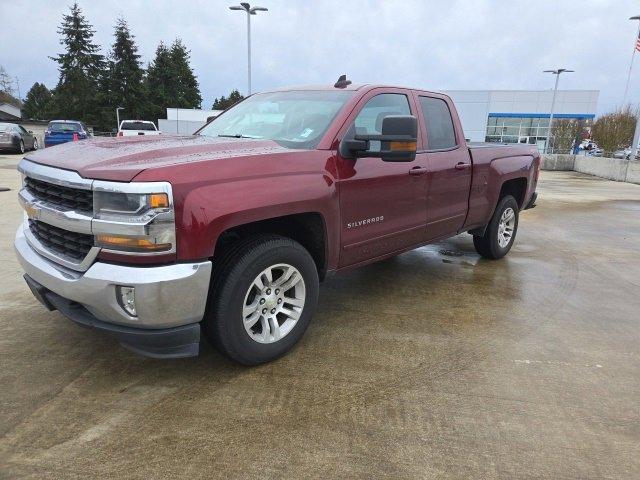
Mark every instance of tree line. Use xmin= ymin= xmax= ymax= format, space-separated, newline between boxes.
xmin=8 ymin=2 xmax=244 ymax=133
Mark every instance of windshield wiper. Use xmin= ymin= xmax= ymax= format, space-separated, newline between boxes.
xmin=218 ymin=134 xmax=254 ymax=139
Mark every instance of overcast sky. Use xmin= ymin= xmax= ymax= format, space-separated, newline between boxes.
xmin=1 ymin=0 xmax=639 ymax=114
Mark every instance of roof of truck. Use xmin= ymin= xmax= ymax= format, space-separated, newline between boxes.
xmin=262 ymin=83 xmax=447 ymax=98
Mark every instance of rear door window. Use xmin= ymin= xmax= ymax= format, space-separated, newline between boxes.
xmin=419 ymin=96 xmax=457 ymax=150
xmin=49 ymin=122 xmax=81 ymax=132
xmin=121 ymin=121 xmax=157 ymax=131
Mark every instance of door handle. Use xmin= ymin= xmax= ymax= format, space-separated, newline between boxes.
xmin=409 ymin=166 xmax=428 ymax=176
xmin=455 ymin=162 xmax=471 ymax=170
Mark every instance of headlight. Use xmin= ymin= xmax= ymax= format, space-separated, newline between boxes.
xmin=94 ymin=191 xmax=169 ymax=219
xmin=92 ymin=182 xmax=175 ymax=255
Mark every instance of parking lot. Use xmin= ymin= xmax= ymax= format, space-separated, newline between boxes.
xmin=0 ymin=152 xmax=639 ymax=479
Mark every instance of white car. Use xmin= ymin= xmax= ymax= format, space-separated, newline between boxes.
xmin=117 ymin=120 xmax=161 ymax=137
xmin=613 ymin=147 xmax=639 ymax=160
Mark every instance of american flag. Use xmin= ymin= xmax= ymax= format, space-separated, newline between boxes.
xmin=637 ymin=30 xmax=640 ymax=52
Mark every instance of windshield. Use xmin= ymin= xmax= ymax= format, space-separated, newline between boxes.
xmin=198 ymin=90 xmax=354 ymax=149
xmin=49 ymin=122 xmax=81 ymax=132
xmin=121 ymin=121 xmax=156 ymax=131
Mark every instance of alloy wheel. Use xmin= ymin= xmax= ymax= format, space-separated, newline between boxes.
xmin=497 ymin=207 xmax=516 ymax=248
xmin=242 ymin=263 xmax=306 ymax=344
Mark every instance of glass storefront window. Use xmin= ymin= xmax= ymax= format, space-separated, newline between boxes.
xmin=503 ymin=117 xmax=521 ymax=127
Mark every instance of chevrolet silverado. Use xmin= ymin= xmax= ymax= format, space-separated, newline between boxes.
xmin=15 ymin=78 xmax=539 ymax=365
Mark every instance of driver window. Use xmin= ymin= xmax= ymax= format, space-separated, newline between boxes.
xmin=354 ymin=93 xmax=410 ymax=151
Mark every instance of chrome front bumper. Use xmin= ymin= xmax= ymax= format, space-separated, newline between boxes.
xmin=15 ymin=225 xmax=212 ymax=332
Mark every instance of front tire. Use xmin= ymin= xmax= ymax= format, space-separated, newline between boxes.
xmin=203 ymin=235 xmax=319 ymax=365
xmin=18 ymin=140 xmax=25 ymax=154
xmin=32 ymin=138 xmax=39 ymax=150
xmin=473 ymin=195 xmax=519 ymax=260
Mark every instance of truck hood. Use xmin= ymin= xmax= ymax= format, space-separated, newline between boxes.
xmin=24 ymin=135 xmax=293 ymax=182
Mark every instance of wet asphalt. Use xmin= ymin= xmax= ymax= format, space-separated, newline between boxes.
xmin=0 ymin=153 xmax=639 ymax=479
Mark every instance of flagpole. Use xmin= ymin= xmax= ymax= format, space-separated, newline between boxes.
xmin=623 ymin=17 xmax=640 ymax=106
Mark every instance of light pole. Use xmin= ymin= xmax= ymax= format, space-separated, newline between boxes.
xmin=626 ymin=16 xmax=640 ymax=162
xmin=543 ymin=68 xmax=574 ymax=154
xmin=622 ymin=15 xmax=640 ymax=106
xmin=229 ymin=2 xmax=268 ymax=95
xmin=116 ymin=107 xmax=124 ymax=132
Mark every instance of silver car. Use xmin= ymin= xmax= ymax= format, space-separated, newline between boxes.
xmin=0 ymin=122 xmax=38 ymax=153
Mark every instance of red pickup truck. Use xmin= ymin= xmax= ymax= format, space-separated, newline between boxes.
xmin=15 ymin=79 xmax=539 ymax=364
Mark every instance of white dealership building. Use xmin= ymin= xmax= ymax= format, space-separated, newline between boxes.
xmin=442 ymin=90 xmax=599 ymax=150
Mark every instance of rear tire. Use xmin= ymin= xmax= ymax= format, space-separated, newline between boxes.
xmin=473 ymin=195 xmax=519 ymax=260
xmin=203 ymin=234 xmax=319 ymax=365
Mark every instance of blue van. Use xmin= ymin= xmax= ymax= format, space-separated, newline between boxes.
xmin=44 ymin=120 xmax=90 ymax=147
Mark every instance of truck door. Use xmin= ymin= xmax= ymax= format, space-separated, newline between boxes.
xmin=336 ymin=90 xmax=428 ymax=267
xmin=415 ymin=94 xmax=472 ymax=240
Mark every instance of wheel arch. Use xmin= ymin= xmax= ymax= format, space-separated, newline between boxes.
xmin=212 ymin=212 xmax=329 ymax=281
xmin=498 ymin=176 xmax=528 ymax=209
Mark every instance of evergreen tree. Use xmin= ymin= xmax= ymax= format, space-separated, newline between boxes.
xmin=50 ymin=2 xmax=104 ymax=124
xmin=104 ymin=17 xmax=146 ymax=123
xmin=145 ymin=39 xmax=202 ymax=122
xmin=169 ymin=39 xmax=202 ymax=108
xmin=212 ymin=89 xmax=245 ymax=110
xmin=22 ymin=83 xmax=54 ymax=120
xmin=145 ymin=42 xmax=173 ymax=123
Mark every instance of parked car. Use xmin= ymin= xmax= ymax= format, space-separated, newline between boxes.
xmin=117 ymin=120 xmax=161 ymax=137
xmin=0 ymin=122 xmax=38 ymax=153
xmin=613 ymin=147 xmax=639 ymax=160
xmin=15 ymin=79 xmax=540 ymax=365
xmin=586 ymin=148 xmax=604 ymax=157
xmin=44 ymin=120 xmax=90 ymax=148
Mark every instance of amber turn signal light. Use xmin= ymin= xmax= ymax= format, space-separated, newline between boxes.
xmin=389 ymin=141 xmax=417 ymax=151
xmin=96 ymin=235 xmax=171 ymax=252
xmin=149 ymin=193 xmax=169 ymax=209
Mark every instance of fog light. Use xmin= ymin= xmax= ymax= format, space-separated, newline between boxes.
xmin=116 ymin=286 xmax=137 ymax=317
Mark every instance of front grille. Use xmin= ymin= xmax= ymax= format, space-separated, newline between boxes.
xmin=28 ymin=219 xmax=94 ymax=261
xmin=24 ymin=176 xmax=93 ymax=213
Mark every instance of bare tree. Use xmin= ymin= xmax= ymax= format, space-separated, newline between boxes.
xmin=591 ymin=107 xmax=638 ymax=156
xmin=550 ymin=119 xmax=582 ymax=154
xmin=0 ymin=65 xmax=15 ymax=95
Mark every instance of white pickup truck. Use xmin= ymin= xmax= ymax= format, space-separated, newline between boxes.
xmin=117 ymin=120 xmax=161 ymax=137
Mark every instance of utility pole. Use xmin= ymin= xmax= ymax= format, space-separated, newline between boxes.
xmin=116 ymin=107 xmax=124 ymax=132
xmin=543 ymin=68 xmax=574 ymax=154
xmin=229 ymin=3 xmax=268 ymax=95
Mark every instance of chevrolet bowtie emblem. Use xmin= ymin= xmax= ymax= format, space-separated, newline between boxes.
xmin=24 ymin=202 xmax=39 ymax=219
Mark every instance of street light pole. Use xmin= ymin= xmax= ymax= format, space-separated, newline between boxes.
xmin=229 ymin=3 xmax=268 ymax=95
xmin=116 ymin=107 xmax=124 ymax=132
xmin=543 ymin=68 xmax=574 ymax=154
xmin=622 ymin=16 xmax=640 ymax=107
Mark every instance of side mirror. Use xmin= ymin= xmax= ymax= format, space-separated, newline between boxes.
xmin=339 ymin=115 xmax=418 ymax=162
xmin=28 ymin=130 xmax=34 ymax=134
